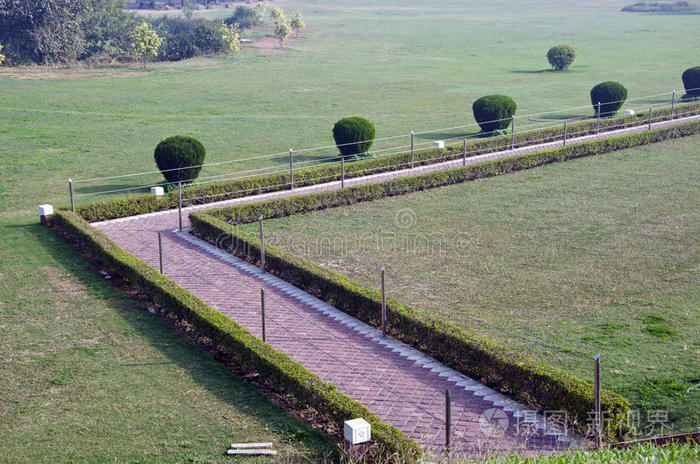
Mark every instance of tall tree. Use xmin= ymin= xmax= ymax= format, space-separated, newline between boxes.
xmin=81 ymin=1 xmax=139 ymax=62
xmin=133 ymin=22 xmax=161 ymax=68
xmin=273 ymin=18 xmax=291 ymax=47
xmin=0 ymin=0 xmax=91 ymax=64
xmin=220 ymin=23 xmax=240 ymax=54
xmin=290 ymin=11 xmax=305 ymax=38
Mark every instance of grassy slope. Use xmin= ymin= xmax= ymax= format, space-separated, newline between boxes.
xmin=0 ymin=211 xmax=335 ymax=462
xmin=241 ymin=135 xmax=700 ymax=435
xmin=1 ymin=0 xmax=699 ymax=211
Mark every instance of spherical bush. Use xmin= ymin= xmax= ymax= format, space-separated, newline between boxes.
xmin=332 ymin=117 xmax=376 ymax=158
xmin=682 ymin=67 xmax=700 ymax=96
xmin=154 ymin=135 xmax=206 ymax=184
xmin=472 ymin=95 xmax=517 ymax=134
xmin=590 ymin=82 xmax=628 ymax=117
xmin=547 ymin=45 xmax=577 ymax=71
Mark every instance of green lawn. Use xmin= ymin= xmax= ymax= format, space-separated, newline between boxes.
xmin=0 ymin=210 xmax=335 ymax=463
xmin=481 ymin=444 xmax=700 ymax=464
xmin=1 ymin=0 xmax=699 ymax=459
xmin=2 ymin=0 xmax=699 ymax=212
xmin=241 ymin=135 xmax=700 ymax=436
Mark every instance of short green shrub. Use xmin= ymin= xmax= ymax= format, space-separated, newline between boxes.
xmin=547 ymin=44 xmax=577 ymax=71
xmin=73 ymin=102 xmax=700 ymax=222
xmin=472 ymin=95 xmax=517 ymax=134
xmin=154 ymin=135 xmax=206 ymax=184
xmin=682 ymin=66 xmax=700 ymax=97
xmin=332 ymin=117 xmax=376 ymax=159
xmin=591 ymin=81 xmax=628 ymax=117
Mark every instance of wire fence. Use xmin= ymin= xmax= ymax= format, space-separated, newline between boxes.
xmin=66 ymin=87 xmax=700 ymax=210
xmin=254 ymin=204 xmax=699 ymax=441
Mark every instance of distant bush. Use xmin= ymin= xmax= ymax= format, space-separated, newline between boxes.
xmin=150 ymin=17 xmax=233 ymax=61
xmin=472 ymin=95 xmax=517 ymax=133
xmin=154 ymin=136 xmax=206 ymax=184
xmin=622 ymin=1 xmax=695 ymax=13
xmin=333 ymin=117 xmax=376 ymax=159
xmin=81 ymin=5 xmax=140 ymax=63
xmin=225 ymin=5 xmax=262 ymax=29
xmin=591 ymin=82 xmax=628 ymax=117
xmin=682 ymin=67 xmax=700 ymax=97
xmin=290 ymin=11 xmax=306 ymax=37
xmin=547 ymin=44 xmax=577 ymax=71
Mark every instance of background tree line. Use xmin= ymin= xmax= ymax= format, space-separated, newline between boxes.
xmin=0 ymin=0 xmax=241 ymax=65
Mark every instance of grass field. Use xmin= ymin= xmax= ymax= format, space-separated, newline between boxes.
xmin=2 ymin=0 xmax=700 ymax=212
xmin=0 ymin=217 xmax=335 ymax=462
xmin=1 ymin=0 xmax=699 ymax=459
xmin=240 ymin=135 xmax=700 ymax=435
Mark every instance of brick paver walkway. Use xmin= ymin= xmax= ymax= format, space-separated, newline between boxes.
xmin=94 ymin=115 xmax=698 ymax=457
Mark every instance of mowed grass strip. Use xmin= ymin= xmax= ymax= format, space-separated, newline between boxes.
xmin=0 ymin=212 xmax=335 ymax=463
xmin=239 ymin=135 xmax=700 ymax=434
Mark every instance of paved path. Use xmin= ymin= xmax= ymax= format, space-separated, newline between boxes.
xmin=94 ymin=114 xmax=698 ymax=457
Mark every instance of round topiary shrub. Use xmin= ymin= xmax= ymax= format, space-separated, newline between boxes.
xmin=332 ymin=117 xmax=376 ymax=158
xmin=590 ymin=82 xmax=628 ymax=117
xmin=547 ymin=44 xmax=577 ymax=71
xmin=154 ymin=135 xmax=206 ymax=184
xmin=682 ymin=66 xmax=700 ymax=97
xmin=472 ymin=95 xmax=517 ymax=134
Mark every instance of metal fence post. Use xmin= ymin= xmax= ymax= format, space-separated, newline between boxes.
xmin=445 ymin=388 xmax=451 ymax=456
xmin=260 ymin=288 xmax=266 ymax=342
xmin=511 ymin=116 xmax=515 ymax=150
xmin=594 ymin=354 xmax=602 ymax=450
xmin=410 ymin=131 xmax=415 ymax=168
xmin=563 ymin=121 xmax=567 ymax=146
xmin=597 ymin=102 xmax=601 ymax=134
xmin=671 ymin=90 xmax=676 ymax=120
xmin=68 ymin=178 xmax=75 ymax=212
xmin=341 ymin=156 xmax=345 ymax=188
xmin=177 ymin=181 xmax=182 ymax=231
xmin=158 ymin=231 xmax=163 ymax=274
xmin=381 ymin=266 xmax=386 ymax=336
xmin=259 ymin=215 xmax=265 ymax=273
xmin=648 ymin=106 xmax=653 ymax=130
xmin=462 ymin=139 xmax=467 ymax=166
xmin=289 ymin=148 xmax=294 ymax=190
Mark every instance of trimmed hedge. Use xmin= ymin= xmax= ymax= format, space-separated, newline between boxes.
xmin=75 ymin=102 xmax=700 ymax=223
xmin=333 ymin=117 xmax=376 ymax=159
xmin=192 ymin=118 xmax=700 ymax=439
xmin=191 ymin=215 xmax=629 ymax=441
xmin=154 ymin=135 xmax=206 ymax=184
xmin=201 ymin=119 xmax=700 ymax=227
xmin=682 ymin=66 xmax=700 ymax=97
xmin=51 ymin=209 xmax=422 ymax=461
xmin=472 ymin=95 xmax=517 ymax=133
xmin=591 ymin=82 xmax=628 ymax=117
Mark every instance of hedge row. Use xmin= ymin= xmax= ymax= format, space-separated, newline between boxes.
xmin=75 ymin=102 xmax=700 ymax=222
xmin=192 ymin=119 xmax=700 ymax=439
xmin=51 ymin=209 xmax=422 ymax=461
xmin=202 ymin=119 xmax=700 ymax=226
xmin=191 ymin=213 xmax=630 ymax=441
